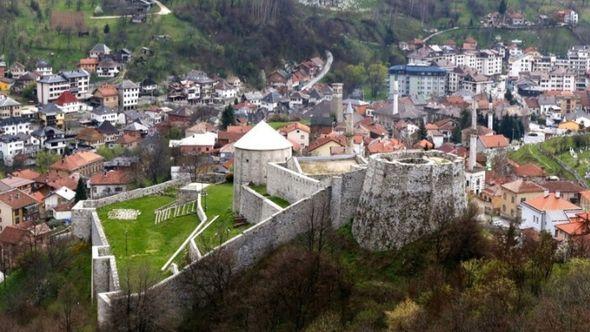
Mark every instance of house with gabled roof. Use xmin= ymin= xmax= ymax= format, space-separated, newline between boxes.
xmin=0 ymin=189 xmax=39 ymax=230
xmin=500 ymin=179 xmax=545 ymax=220
xmin=520 ymin=193 xmax=583 ymax=236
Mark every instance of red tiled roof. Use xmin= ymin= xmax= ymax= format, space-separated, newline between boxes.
xmin=278 ymin=122 xmax=310 ymax=134
xmin=0 ymin=189 xmax=37 ymax=209
xmin=55 ymin=91 xmax=78 ymax=106
xmin=116 ymin=133 xmax=142 ymax=145
xmin=541 ymin=180 xmax=585 ymax=194
xmin=0 ymin=226 xmax=29 ymax=245
xmin=10 ymin=169 xmax=41 ymax=181
xmin=523 ymin=193 xmax=581 ymax=211
xmin=501 ymin=179 xmax=545 ymax=194
xmin=89 ymin=170 xmax=131 ymax=186
xmin=367 ymin=138 xmax=405 ymax=154
xmin=79 ymin=57 xmax=99 ymax=65
xmin=513 ymin=163 xmax=546 ymax=178
xmin=50 ymin=151 xmax=104 ymax=172
xmin=413 ymin=139 xmax=434 ymax=150
xmin=308 ymin=135 xmax=346 ymax=152
xmin=95 ymin=84 xmax=118 ymax=97
xmin=479 ymin=134 xmax=509 ymax=149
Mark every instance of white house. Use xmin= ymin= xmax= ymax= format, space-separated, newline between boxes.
xmin=44 ymin=186 xmax=76 ymax=210
xmin=278 ymin=122 xmax=310 ymax=149
xmin=91 ymin=106 xmax=119 ymax=125
xmin=35 ymin=60 xmax=52 ymax=76
xmin=520 ymin=192 xmax=583 ymax=237
xmin=0 ymin=135 xmax=26 ymax=166
xmin=118 ymin=80 xmax=140 ymax=110
xmin=36 ymin=75 xmax=69 ymax=104
xmin=0 ymin=117 xmax=33 ymax=136
xmin=97 ymin=59 xmax=121 ymax=78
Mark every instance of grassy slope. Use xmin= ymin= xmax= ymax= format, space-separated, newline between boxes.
xmin=196 ymin=183 xmax=249 ymax=252
xmin=98 ymin=190 xmax=200 ymax=280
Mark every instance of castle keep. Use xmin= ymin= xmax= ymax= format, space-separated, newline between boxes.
xmin=353 ymin=150 xmax=467 ymax=251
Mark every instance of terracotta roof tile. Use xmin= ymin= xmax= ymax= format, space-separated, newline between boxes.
xmin=278 ymin=122 xmax=310 ymax=134
xmin=523 ymin=193 xmax=581 ymax=211
xmin=0 ymin=189 xmax=37 ymax=209
xmin=502 ymin=179 xmax=545 ymax=194
xmin=479 ymin=134 xmax=509 ymax=148
xmin=50 ymin=151 xmax=104 ymax=172
xmin=89 ymin=170 xmax=131 ymax=185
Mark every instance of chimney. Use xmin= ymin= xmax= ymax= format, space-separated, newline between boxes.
xmin=392 ymin=79 xmax=399 ymax=115
xmin=544 ymin=190 xmax=550 ymax=197
xmin=469 ymin=133 xmax=477 ymax=171
xmin=556 ymin=191 xmax=561 ymax=199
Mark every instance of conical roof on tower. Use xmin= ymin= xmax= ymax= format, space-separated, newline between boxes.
xmin=234 ymin=120 xmax=293 ymax=151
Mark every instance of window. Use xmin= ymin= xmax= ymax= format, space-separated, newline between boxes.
xmin=511 ymin=196 xmax=515 ymax=203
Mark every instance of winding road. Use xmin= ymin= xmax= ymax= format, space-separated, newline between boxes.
xmin=91 ymin=0 xmax=172 ymax=20
xmin=300 ymin=50 xmax=333 ymax=91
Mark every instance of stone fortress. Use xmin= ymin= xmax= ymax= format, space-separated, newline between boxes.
xmin=353 ymin=150 xmax=466 ymax=251
xmin=72 ymin=119 xmax=467 ymax=328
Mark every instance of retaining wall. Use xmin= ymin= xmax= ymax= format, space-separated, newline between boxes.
xmin=97 ymin=188 xmax=331 ymax=330
xmin=238 ymin=185 xmax=282 ymax=224
xmin=266 ymin=163 xmax=326 ymax=203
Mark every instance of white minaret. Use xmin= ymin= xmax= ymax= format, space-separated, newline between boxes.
xmin=487 ymin=97 xmax=494 ymax=131
xmin=392 ymin=79 xmax=399 ymax=115
xmin=469 ymin=101 xmax=477 ymax=171
xmin=345 ymin=102 xmax=355 ymax=154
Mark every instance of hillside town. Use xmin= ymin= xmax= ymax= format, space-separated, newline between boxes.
xmin=2 ymin=0 xmax=590 ymax=330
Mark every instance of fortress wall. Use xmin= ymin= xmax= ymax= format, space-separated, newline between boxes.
xmin=330 ymin=168 xmax=367 ymax=228
xmin=98 ymin=188 xmax=331 ymax=330
xmin=266 ymin=162 xmax=326 ymax=203
xmin=238 ymin=185 xmax=283 ymax=224
xmin=353 ymin=151 xmax=467 ymax=251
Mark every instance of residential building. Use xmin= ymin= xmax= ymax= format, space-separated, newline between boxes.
xmin=500 ymin=179 xmax=546 ymax=220
xmin=278 ymin=122 xmax=311 ymax=149
xmin=38 ymin=103 xmax=65 ymax=129
xmin=36 ymin=74 xmax=69 ymax=104
xmin=0 ymin=135 xmax=26 ymax=166
xmin=55 ymin=91 xmax=84 ymax=114
xmin=118 ymin=80 xmax=140 ymax=110
xmin=49 ymin=151 xmax=104 ymax=177
xmin=78 ymin=57 xmax=99 ymax=72
xmin=61 ymin=69 xmax=90 ymax=98
xmin=520 ymin=193 xmax=583 ymax=236
xmin=0 ymin=189 xmax=39 ymax=231
xmin=91 ymin=106 xmax=120 ymax=125
xmin=96 ymin=59 xmax=121 ymax=78
xmin=35 ymin=60 xmax=52 ymax=76
xmin=389 ymin=65 xmax=448 ymax=102
xmin=0 ymin=94 xmax=21 ymax=119
xmin=88 ymin=170 xmax=131 ymax=199
xmin=93 ymin=84 xmax=119 ymax=109
xmin=0 ymin=117 xmax=33 ymax=135
xmin=89 ymin=43 xmax=111 ymax=58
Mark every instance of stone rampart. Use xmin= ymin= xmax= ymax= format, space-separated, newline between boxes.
xmin=330 ymin=168 xmax=367 ymax=228
xmin=266 ymin=162 xmax=326 ymax=203
xmin=97 ymin=188 xmax=331 ymax=330
xmin=353 ymin=150 xmax=466 ymax=251
xmin=238 ymin=185 xmax=283 ymax=224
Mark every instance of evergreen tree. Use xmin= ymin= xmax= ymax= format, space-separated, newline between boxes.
xmin=418 ymin=120 xmax=427 ymax=140
xmin=220 ymin=105 xmax=235 ymax=130
xmin=75 ymin=178 xmax=87 ymax=202
xmin=499 ymin=0 xmax=507 ymax=15
xmin=103 ymin=24 xmax=110 ymax=34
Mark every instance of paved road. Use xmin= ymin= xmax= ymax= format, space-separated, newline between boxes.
xmin=91 ymin=0 xmax=172 ymax=19
xmin=423 ymin=27 xmax=459 ymax=43
xmin=300 ymin=50 xmax=333 ymax=91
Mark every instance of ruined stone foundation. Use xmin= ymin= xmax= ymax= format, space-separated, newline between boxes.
xmin=352 ymin=150 xmax=467 ymax=251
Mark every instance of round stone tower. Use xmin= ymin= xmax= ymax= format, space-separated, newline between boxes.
xmin=352 ymin=150 xmax=466 ymax=251
xmin=232 ymin=121 xmax=293 ymax=211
